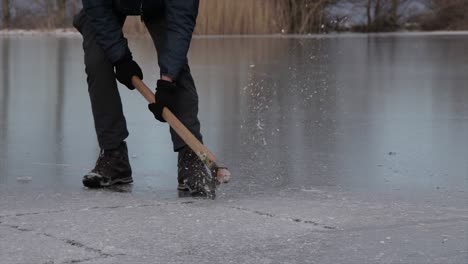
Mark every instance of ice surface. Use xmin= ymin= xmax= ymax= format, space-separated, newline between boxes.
xmin=0 ymin=33 xmax=467 ymax=263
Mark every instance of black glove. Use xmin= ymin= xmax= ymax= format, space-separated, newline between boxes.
xmin=148 ymin=80 xmax=177 ymax=122
xmin=115 ymin=59 xmax=143 ymax=90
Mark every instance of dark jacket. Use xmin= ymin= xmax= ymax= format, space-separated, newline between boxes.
xmin=82 ymin=0 xmax=199 ymax=79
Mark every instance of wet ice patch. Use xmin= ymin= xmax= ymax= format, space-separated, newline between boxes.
xmin=16 ymin=177 xmax=32 ymax=183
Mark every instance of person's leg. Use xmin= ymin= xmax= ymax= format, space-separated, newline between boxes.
xmin=74 ymin=10 xmax=129 ymax=150
xmin=144 ymin=15 xmax=215 ymax=196
xmin=170 ymin=64 xmax=204 ymax=151
xmin=73 ymin=10 xmax=132 ymax=188
xmin=144 ymin=15 xmax=203 ymax=152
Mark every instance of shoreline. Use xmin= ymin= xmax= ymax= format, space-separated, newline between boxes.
xmin=1 ymin=29 xmax=468 ymax=38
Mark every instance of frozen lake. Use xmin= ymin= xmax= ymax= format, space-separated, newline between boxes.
xmin=1 ymin=33 xmax=467 ymax=200
xmin=0 ymin=33 xmax=467 ymax=264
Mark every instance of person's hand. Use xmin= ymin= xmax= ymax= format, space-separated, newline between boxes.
xmin=148 ymin=80 xmax=177 ymax=122
xmin=115 ymin=59 xmax=143 ymax=90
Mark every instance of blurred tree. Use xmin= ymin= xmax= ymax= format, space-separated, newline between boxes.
xmin=420 ymin=0 xmax=468 ymax=30
xmin=366 ymin=0 xmax=372 ymax=28
xmin=2 ymin=0 xmax=10 ymax=28
xmin=351 ymin=0 xmax=411 ymax=31
xmin=57 ymin=0 xmax=66 ymax=28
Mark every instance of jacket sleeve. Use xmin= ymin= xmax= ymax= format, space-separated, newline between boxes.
xmin=160 ymin=0 xmax=199 ymax=79
xmin=82 ymin=0 xmax=132 ymax=64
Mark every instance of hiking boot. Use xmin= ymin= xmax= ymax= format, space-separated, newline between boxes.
xmin=177 ymin=146 xmax=216 ymax=198
xmin=83 ymin=142 xmax=133 ymax=188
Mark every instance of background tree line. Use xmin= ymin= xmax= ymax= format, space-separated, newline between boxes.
xmin=1 ymin=0 xmax=467 ymax=33
xmin=336 ymin=0 xmax=468 ymax=32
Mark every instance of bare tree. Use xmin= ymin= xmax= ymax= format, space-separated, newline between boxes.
xmin=366 ymin=0 xmax=372 ymax=28
xmin=2 ymin=0 xmax=10 ymax=28
xmin=420 ymin=0 xmax=468 ymax=30
xmin=57 ymin=0 xmax=66 ymax=28
xmin=390 ymin=0 xmax=399 ymax=20
xmin=353 ymin=0 xmax=411 ymax=31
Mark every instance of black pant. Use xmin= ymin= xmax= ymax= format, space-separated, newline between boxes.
xmin=73 ymin=10 xmax=203 ymax=152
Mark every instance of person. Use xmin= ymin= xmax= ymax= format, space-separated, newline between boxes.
xmin=73 ymin=0 xmax=211 ymax=195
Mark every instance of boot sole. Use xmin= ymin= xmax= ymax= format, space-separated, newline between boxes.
xmin=83 ymin=174 xmax=133 ymax=189
xmin=104 ymin=177 xmax=133 ymax=187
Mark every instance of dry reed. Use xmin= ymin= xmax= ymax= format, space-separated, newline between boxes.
xmin=124 ymin=0 xmax=332 ymax=35
xmin=6 ymin=0 xmax=334 ymax=34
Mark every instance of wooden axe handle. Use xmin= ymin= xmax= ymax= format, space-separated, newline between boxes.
xmin=132 ymin=76 xmax=218 ymax=167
